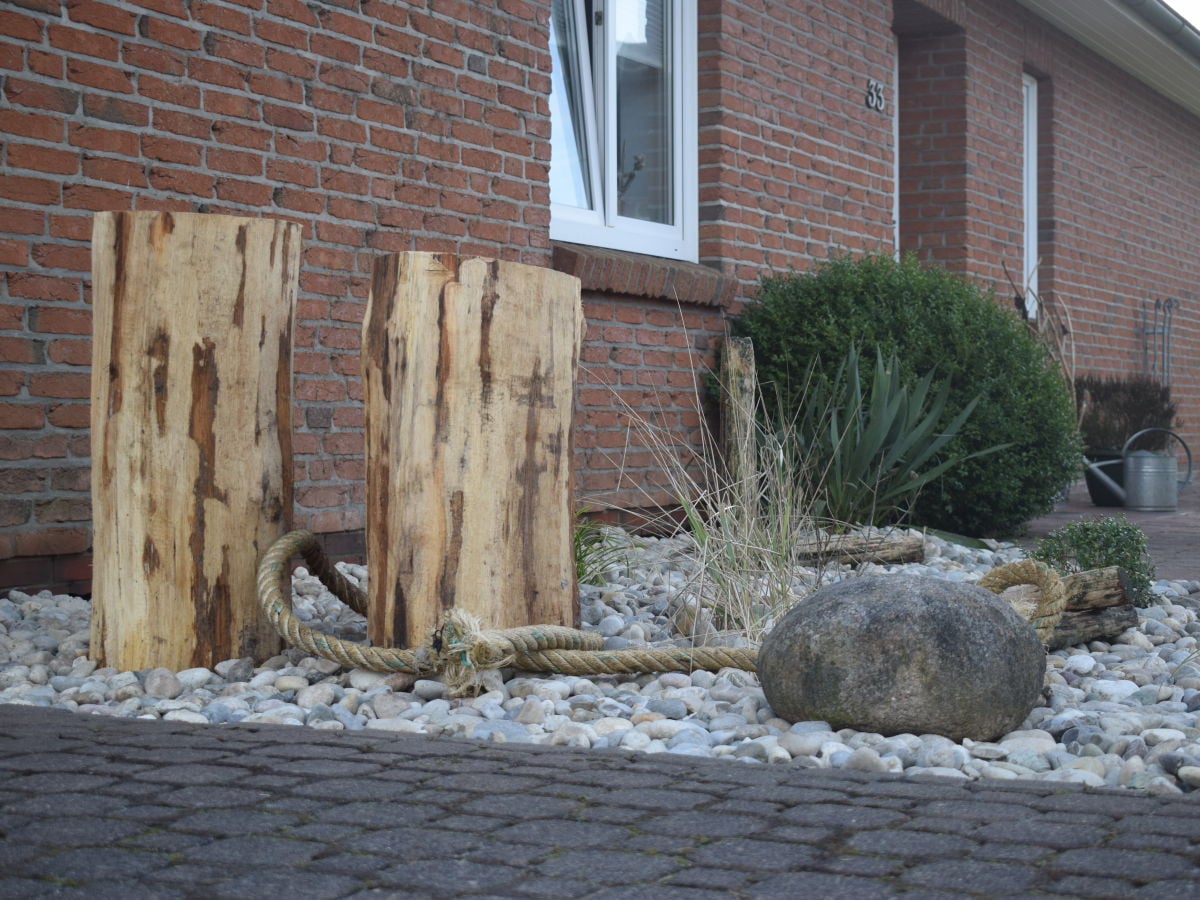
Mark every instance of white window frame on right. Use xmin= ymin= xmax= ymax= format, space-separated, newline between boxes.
xmin=1022 ymin=72 xmax=1039 ymax=319
xmin=549 ymin=0 xmax=698 ymax=263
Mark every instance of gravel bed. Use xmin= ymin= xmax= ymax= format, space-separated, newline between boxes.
xmin=2 ymin=528 xmax=1199 ymax=795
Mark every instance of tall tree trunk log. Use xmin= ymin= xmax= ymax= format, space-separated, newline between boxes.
xmin=91 ymin=211 xmax=298 ymax=671
xmin=362 ymin=253 xmax=584 ymax=649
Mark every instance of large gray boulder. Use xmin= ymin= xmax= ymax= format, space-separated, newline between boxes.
xmin=758 ymin=575 xmax=1046 ymax=742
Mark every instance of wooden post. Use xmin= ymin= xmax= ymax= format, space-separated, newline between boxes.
xmin=362 ymin=253 xmax=584 ymax=649
xmin=719 ymin=336 xmax=758 ymax=501
xmin=90 ymin=211 xmax=298 ymax=671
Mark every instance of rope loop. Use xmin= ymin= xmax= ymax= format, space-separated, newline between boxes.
xmin=976 ymin=558 xmax=1066 ymax=643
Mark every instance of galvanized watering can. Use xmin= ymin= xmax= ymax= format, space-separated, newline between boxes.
xmin=1085 ymin=428 xmax=1193 ymax=511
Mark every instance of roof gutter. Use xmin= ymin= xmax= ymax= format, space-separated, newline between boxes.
xmin=1015 ymin=0 xmax=1200 ymax=119
xmin=1123 ymin=0 xmax=1200 ymax=59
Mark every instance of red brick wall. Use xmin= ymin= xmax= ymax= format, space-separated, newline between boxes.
xmin=0 ymin=0 xmax=554 ymax=590
xmin=897 ymin=0 xmax=1200 ymax=459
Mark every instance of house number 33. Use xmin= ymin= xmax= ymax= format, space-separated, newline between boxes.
xmin=865 ymin=79 xmax=887 ymax=112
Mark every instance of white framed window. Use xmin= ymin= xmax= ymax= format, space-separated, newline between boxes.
xmin=1022 ymin=73 xmax=1039 ymax=319
xmin=549 ymin=0 xmax=698 ymax=262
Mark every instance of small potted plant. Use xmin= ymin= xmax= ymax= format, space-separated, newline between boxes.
xmin=1076 ymin=374 xmax=1180 ymax=506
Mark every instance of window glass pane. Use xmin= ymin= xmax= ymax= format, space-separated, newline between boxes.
xmin=615 ymin=0 xmax=673 ymax=224
xmin=549 ymin=0 xmax=594 ymax=210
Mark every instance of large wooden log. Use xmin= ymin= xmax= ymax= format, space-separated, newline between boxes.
xmin=91 ymin=211 xmax=298 ymax=671
xmin=1047 ymin=606 xmax=1140 ymax=651
xmin=997 ymin=566 xmax=1139 ymax=649
xmin=795 ymin=532 xmax=926 ymax=566
xmin=362 ymin=253 xmax=584 ymax=649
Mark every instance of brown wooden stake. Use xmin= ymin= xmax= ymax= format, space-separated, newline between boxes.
xmin=719 ymin=336 xmax=758 ymax=505
xmin=362 ymin=253 xmax=584 ymax=649
xmin=90 ymin=211 xmax=298 ymax=671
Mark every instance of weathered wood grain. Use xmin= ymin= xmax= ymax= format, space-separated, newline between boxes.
xmin=362 ymin=253 xmax=584 ymax=648
xmin=91 ymin=211 xmax=297 ymax=671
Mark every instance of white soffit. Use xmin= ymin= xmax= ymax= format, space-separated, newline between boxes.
xmin=1015 ymin=0 xmax=1200 ymax=119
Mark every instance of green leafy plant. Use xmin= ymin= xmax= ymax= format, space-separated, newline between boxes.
xmin=790 ymin=345 xmax=1003 ymax=528
xmin=1076 ymin=373 xmax=1180 ymax=452
xmin=734 ymin=253 xmax=1082 ymax=536
xmin=1029 ymin=516 xmax=1157 ymax=608
xmin=573 ymin=513 xmax=628 ymax=586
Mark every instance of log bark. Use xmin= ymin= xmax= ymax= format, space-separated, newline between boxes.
xmin=362 ymin=253 xmax=584 ymax=649
xmin=996 ymin=566 xmax=1138 ymax=649
xmin=795 ymin=532 xmax=926 ymax=566
xmin=1047 ymin=605 xmax=1140 ymax=651
xmin=91 ymin=211 xmax=298 ymax=671
xmin=719 ymin=336 xmax=757 ymax=505
xmin=1001 ymin=565 xmax=1132 ymax=614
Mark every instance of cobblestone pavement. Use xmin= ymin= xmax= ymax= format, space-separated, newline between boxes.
xmin=1 ymin=705 xmax=1198 ymax=898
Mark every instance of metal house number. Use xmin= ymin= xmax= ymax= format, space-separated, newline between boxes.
xmin=866 ymin=79 xmax=887 ymax=112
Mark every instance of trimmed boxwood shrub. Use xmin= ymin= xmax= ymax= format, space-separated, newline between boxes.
xmin=734 ymin=253 xmax=1081 ymax=537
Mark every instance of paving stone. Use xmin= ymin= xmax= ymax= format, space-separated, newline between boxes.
xmin=501 ymin=875 xmax=597 ymax=897
xmin=208 ymin=869 xmax=362 ymax=900
xmin=9 ymin=816 xmax=148 ymax=847
xmin=970 ymin=841 xmax=1057 ymax=864
xmin=1044 ymin=874 xmax=1138 ymax=896
xmin=1133 ymin=880 xmax=1200 ymax=898
xmin=663 ymin=865 xmax=754 ymax=891
xmin=846 ymin=828 xmax=979 ymax=859
xmin=973 ymin=818 xmax=1109 ymax=848
xmin=431 ymin=813 xmax=510 ymax=832
xmin=304 ymin=851 xmax=391 ymax=876
xmin=133 ymin=764 xmax=253 ymax=786
xmin=815 ymin=854 xmax=906 ymax=877
xmin=170 ymin=808 xmax=302 ymax=835
xmin=584 ymin=887 xmax=734 ymax=900
xmin=1048 ymin=847 xmax=1195 ymax=880
xmin=900 ymin=859 xmax=1039 ymax=893
xmin=372 ymin=858 xmax=525 ymax=892
xmin=779 ymin=802 xmax=909 ymax=829
xmin=646 ymin=810 xmax=772 ymax=838
xmin=489 ymin=818 xmax=631 ymax=846
xmin=313 ymin=800 xmax=442 ymax=827
xmin=568 ymin=804 xmax=653 ymax=825
xmin=156 ymin=786 xmax=272 ymax=808
xmin=2 ymin=791 xmax=130 ymax=817
xmin=748 ymin=871 xmax=899 ymax=897
xmin=20 ymin=846 xmax=168 ymax=881
xmin=1113 ymin=814 xmax=1200 ymax=838
xmin=688 ymin=837 xmax=817 ymax=871
xmin=196 ymin=834 xmax=324 ymax=865
xmin=342 ymin=825 xmax=482 ymax=857
xmin=0 ymin=772 xmax=116 ymax=793
xmin=535 ymin=848 xmax=682 ymax=883
xmin=457 ymin=793 xmax=578 ymax=819
xmin=590 ymin=787 xmax=712 ymax=810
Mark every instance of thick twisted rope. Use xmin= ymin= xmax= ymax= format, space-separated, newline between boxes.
xmin=976 ymin=558 xmax=1066 ymax=643
xmin=258 ymin=530 xmax=1061 ymax=695
xmin=257 ymin=530 xmax=758 ymax=695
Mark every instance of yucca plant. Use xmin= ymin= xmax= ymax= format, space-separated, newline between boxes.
xmin=790 ymin=346 xmax=1005 ymax=528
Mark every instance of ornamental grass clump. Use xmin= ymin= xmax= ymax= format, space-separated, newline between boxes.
xmin=1029 ymin=516 xmax=1156 ymax=608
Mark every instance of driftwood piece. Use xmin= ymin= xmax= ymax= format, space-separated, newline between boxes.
xmin=999 ymin=565 xmax=1139 ymax=649
xmin=362 ymin=253 xmax=584 ymax=649
xmin=795 ymin=532 xmax=926 ymax=566
xmin=90 ymin=211 xmax=298 ymax=671
xmin=1046 ymin=606 xmax=1140 ymax=651
xmin=719 ymin=336 xmax=757 ymax=504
